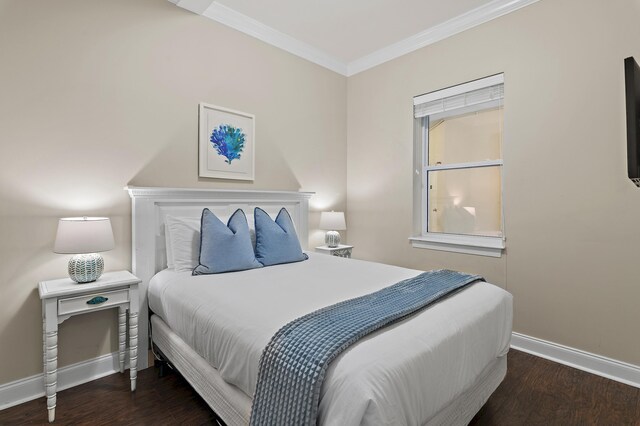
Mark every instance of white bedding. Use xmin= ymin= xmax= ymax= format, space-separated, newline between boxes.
xmin=149 ymin=253 xmax=512 ymax=425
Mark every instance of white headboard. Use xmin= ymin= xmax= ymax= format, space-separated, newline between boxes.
xmin=126 ymin=186 xmax=314 ymax=370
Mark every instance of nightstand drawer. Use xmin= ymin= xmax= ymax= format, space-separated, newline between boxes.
xmin=315 ymin=245 xmax=353 ymax=258
xmin=58 ymin=288 xmax=129 ymax=316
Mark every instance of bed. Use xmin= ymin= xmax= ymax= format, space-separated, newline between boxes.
xmin=127 ymin=186 xmax=512 ymax=426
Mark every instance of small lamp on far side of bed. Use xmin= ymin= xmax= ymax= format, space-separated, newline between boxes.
xmin=319 ymin=211 xmax=346 ymax=248
xmin=54 ymin=217 xmax=115 ymax=283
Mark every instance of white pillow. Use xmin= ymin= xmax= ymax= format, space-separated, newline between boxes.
xmin=165 ymin=216 xmax=201 ymax=272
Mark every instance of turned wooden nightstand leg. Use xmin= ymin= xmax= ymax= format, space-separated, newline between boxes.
xmin=44 ymin=327 xmax=58 ymax=422
xmin=129 ymin=312 xmax=138 ymax=391
xmin=118 ymin=306 xmax=126 ymax=373
xmin=42 ymin=306 xmax=46 ymax=381
xmin=42 ymin=299 xmax=58 ymax=423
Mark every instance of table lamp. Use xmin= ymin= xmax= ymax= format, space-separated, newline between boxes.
xmin=54 ymin=217 xmax=115 ymax=283
xmin=319 ymin=211 xmax=346 ymax=248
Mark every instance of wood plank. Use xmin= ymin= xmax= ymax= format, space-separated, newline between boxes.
xmin=471 ymin=350 xmax=640 ymax=425
xmin=1 ymin=350 xmax=638 ymax=425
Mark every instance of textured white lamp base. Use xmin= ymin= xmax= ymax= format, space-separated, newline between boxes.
xmin=68 ymin=253 xmax=104 ymax=283
xmin=325 ymin=230 xmax=341 ymax=248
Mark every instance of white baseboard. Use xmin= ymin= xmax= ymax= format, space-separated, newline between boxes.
xmin=2 ymin=334 xmax=638 ymax=412
xmin=511 ymin=332 xmax=640 ymax=389
xmin=0 ymin=351 xmax=128 ymax=411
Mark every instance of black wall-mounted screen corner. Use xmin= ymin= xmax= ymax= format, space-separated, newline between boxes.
xmin=624 ymin=56 xmax=640 ymax=187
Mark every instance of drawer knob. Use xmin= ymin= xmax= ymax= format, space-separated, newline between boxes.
xmin=87 ymin=296 xmax=109 ymax=305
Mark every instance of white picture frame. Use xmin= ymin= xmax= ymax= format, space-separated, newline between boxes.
xmin=199 ymin=103 xmax=255 ymax=180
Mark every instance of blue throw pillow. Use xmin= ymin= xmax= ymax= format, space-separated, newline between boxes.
xmin=193 ymin=209 xmax=262 ymax=275
xmin=254 ymin=207 xmax=308 ymax=266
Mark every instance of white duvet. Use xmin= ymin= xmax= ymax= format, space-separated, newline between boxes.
xmin=148 ymin=253 xmax=512 ymax=425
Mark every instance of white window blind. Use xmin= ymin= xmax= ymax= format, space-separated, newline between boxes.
xmin=414 ymin=74 xmax=504 ymax=119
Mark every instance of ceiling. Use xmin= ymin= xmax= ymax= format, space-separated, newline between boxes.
xmin=170 ymin=0 xmax=539 ymax=76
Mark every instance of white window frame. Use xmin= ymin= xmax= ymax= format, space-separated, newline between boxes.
xmin=410 ymin=74 xmax=506 ymax=257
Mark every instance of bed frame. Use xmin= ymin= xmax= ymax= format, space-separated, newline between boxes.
xmin=127 ymin=186 xmax=506 ymax=426
xmin=126 ymin=186 xmax=313 ymax=371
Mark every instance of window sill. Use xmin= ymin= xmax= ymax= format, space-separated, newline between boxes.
xmin=409 ymin=233 xmax=505 ymax=258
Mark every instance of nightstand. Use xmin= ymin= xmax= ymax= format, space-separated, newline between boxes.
xmin=38 ymin=271 xmax=141 ymax=423
xmin=315 ymin=244 xmax=353 ymax=258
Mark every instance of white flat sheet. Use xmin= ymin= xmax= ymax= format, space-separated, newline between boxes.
xmin=149 ymin=253 xmax=512 ymax=426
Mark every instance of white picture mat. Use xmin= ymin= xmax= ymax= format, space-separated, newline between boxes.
xmin=199 ymin=103 xmax=255 ymax=180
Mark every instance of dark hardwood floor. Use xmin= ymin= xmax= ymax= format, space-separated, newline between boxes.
xmin=1 ymin=350 xmax=638 ymax=425
xmin=470 ymin=351 xmax=640 ymax=425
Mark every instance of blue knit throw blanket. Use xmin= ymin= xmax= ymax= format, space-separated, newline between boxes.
xmin=249 ymin=269 xmax=484 ymax=426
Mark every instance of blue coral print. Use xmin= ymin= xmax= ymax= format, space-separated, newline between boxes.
xmin=210 ymin=124 xmax=245 ymax=164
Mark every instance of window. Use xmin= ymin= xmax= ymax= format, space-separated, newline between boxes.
xmin=410 ymin=74 xmax=505 ymax=257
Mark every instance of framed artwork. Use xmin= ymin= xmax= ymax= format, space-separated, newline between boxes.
xmin=199 ymin=103 xmax=255 ymax=180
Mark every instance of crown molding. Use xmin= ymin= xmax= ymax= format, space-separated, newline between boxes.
xmin=173 ymin=0 xmax=347 ymax=75
xmin=168 ymin=0 xmax=212 ymax=14
xmin=171 ymin=0 xmax=540 ymax=77
xmin=347 ymin=0 xmax=540 ymax=75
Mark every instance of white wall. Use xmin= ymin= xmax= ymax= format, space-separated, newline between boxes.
xmin=347 ymin=0 xmax=640 ymax=366
xmin=0 ymin=0 xmax=346 ymax=384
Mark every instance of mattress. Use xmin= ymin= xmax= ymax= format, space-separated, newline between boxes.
xmin=148 ymin=253 xmax=512 ymax=425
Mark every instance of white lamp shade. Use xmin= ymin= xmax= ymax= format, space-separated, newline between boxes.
xmin=319 ymin=211 xmax=346 ymax=231
xmin=54 ymin=217 xmax=115 ymax=254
